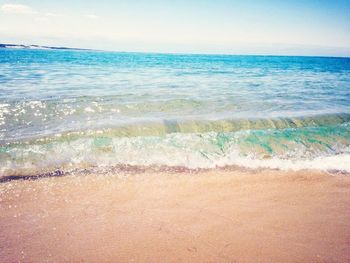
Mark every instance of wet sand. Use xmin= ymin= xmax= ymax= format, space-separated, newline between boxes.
xmin=1 ymin=168 xmax=350 ymax=262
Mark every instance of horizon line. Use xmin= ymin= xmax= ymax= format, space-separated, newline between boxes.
xmin=1 ymin=42 xmax=350 ymax=59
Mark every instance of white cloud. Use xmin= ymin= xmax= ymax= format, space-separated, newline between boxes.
xmin=44 ymin=12 xmax=61 ymax=18
xmin=85 ymin=14 xmax=98 ymax=19
xmin=1 ymin=4 xmax=92 ymax=21
xmin=0 ymin=4 xmax=36 ymax=14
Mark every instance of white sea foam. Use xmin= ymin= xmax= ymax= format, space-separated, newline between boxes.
xmin=84 ymin=107 xmax=95 ymax=113
xmin=219 ymin=151 xmax=350 ymax=172
xmin=1 ymin=130 xmax=350 ymax=177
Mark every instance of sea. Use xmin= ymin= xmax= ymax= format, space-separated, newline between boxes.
xmin=1 ymin=48 xmax=350 ymax=177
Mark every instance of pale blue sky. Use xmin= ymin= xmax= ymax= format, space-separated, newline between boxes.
xmin=1 ymin=0 xmax=350 ymax=56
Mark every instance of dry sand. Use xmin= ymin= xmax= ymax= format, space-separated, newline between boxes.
xmin=1 ymin=168 xmax=350 ymax=262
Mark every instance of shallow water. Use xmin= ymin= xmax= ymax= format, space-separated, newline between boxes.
xmin=1 ymin=49 xmax=350 ymax=176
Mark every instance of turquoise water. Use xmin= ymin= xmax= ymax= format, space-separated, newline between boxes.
xmin=1 ymin=49 xmax=350 ymax=176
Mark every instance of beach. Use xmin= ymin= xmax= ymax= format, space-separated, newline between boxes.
xmin=1 ymin=168 xmax=349 ymax=262
xmin=1 ymin=49 xmax=350 ymax=262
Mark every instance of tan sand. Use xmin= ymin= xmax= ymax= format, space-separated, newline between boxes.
xmin=0 ymin=168 xmax=350 ymax=262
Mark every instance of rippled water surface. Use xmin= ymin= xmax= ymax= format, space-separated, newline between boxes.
xmin=1 ymin=49 xmax=350 ymax=176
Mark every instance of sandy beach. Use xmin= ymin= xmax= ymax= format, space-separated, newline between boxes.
xmin=1 ymin=168 xmax=349 ymax=262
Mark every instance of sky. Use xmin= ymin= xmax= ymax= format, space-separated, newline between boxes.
xmin=0 ymin=0 xmax=350 ymax=56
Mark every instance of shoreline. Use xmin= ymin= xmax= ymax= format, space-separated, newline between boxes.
xmin=1 ymin=168 xmax=349 ymax=262
xmin=1 ymin=163 xmax=348 ymax=183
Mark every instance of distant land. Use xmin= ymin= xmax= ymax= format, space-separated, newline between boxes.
xmin=0 ymin=43 xmax=92 ymax=51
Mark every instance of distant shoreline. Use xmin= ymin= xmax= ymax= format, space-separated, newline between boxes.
xmin=0 ymin=43 xmax=93 ymax=51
